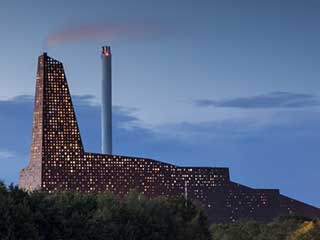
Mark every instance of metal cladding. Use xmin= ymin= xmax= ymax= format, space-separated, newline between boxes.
xmin=101 ymin=46 xmax=112 ymax=154
xmin=19 ymin=53 xmax=320 ymax=223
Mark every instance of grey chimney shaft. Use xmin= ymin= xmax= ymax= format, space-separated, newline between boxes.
xmin=101 ymin=46 xmax=112 ymax=154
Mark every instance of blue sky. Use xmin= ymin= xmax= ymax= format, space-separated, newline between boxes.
xmin=0 ymin=0 xmax=319 ymax=207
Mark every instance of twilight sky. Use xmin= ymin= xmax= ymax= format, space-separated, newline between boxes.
xmin=0 ymin=0 xmax=319 ymax=207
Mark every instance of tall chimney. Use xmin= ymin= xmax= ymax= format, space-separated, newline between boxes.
xmin=101 ymin=46 xmax=112 ymax=154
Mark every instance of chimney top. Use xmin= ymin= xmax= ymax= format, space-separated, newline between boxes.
xmin=102 ymin=46 xmax=111 ymax=53
xmin=101 ymin=46 xmax=111 ymax=57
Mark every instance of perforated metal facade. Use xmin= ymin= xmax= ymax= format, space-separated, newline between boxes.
xmin=19 ymin=53 xmax=320 ymax=223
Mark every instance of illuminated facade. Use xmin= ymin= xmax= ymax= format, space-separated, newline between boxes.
xmin=19 ymin=53 xmax=320 ymax=223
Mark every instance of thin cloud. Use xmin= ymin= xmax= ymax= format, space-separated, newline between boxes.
xmin=0 ymin=150 xmax=14 ymax=159
xmin=195 ymin=92 xmax=320 ymax=109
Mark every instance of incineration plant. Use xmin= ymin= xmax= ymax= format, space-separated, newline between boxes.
xmin=19 ymin=47 xmax=320 ymax=223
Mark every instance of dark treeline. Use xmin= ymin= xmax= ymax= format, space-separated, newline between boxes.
xmin=0 ymin=182 xmax=319 ymax=240
xmin=0 ymin=182 xmax=210 ymax=240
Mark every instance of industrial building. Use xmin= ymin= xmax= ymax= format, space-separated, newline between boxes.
xmin=19 ymin=50 xmax=320 ymax=223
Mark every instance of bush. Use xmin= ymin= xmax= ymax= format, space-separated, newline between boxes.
xmin=210 ymin=216 xmax=320 ymax=240
xmin=0 ymin=183 xmax=211 ymax=240
xmin=0 ymin=182 xmax=318 ymax=239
